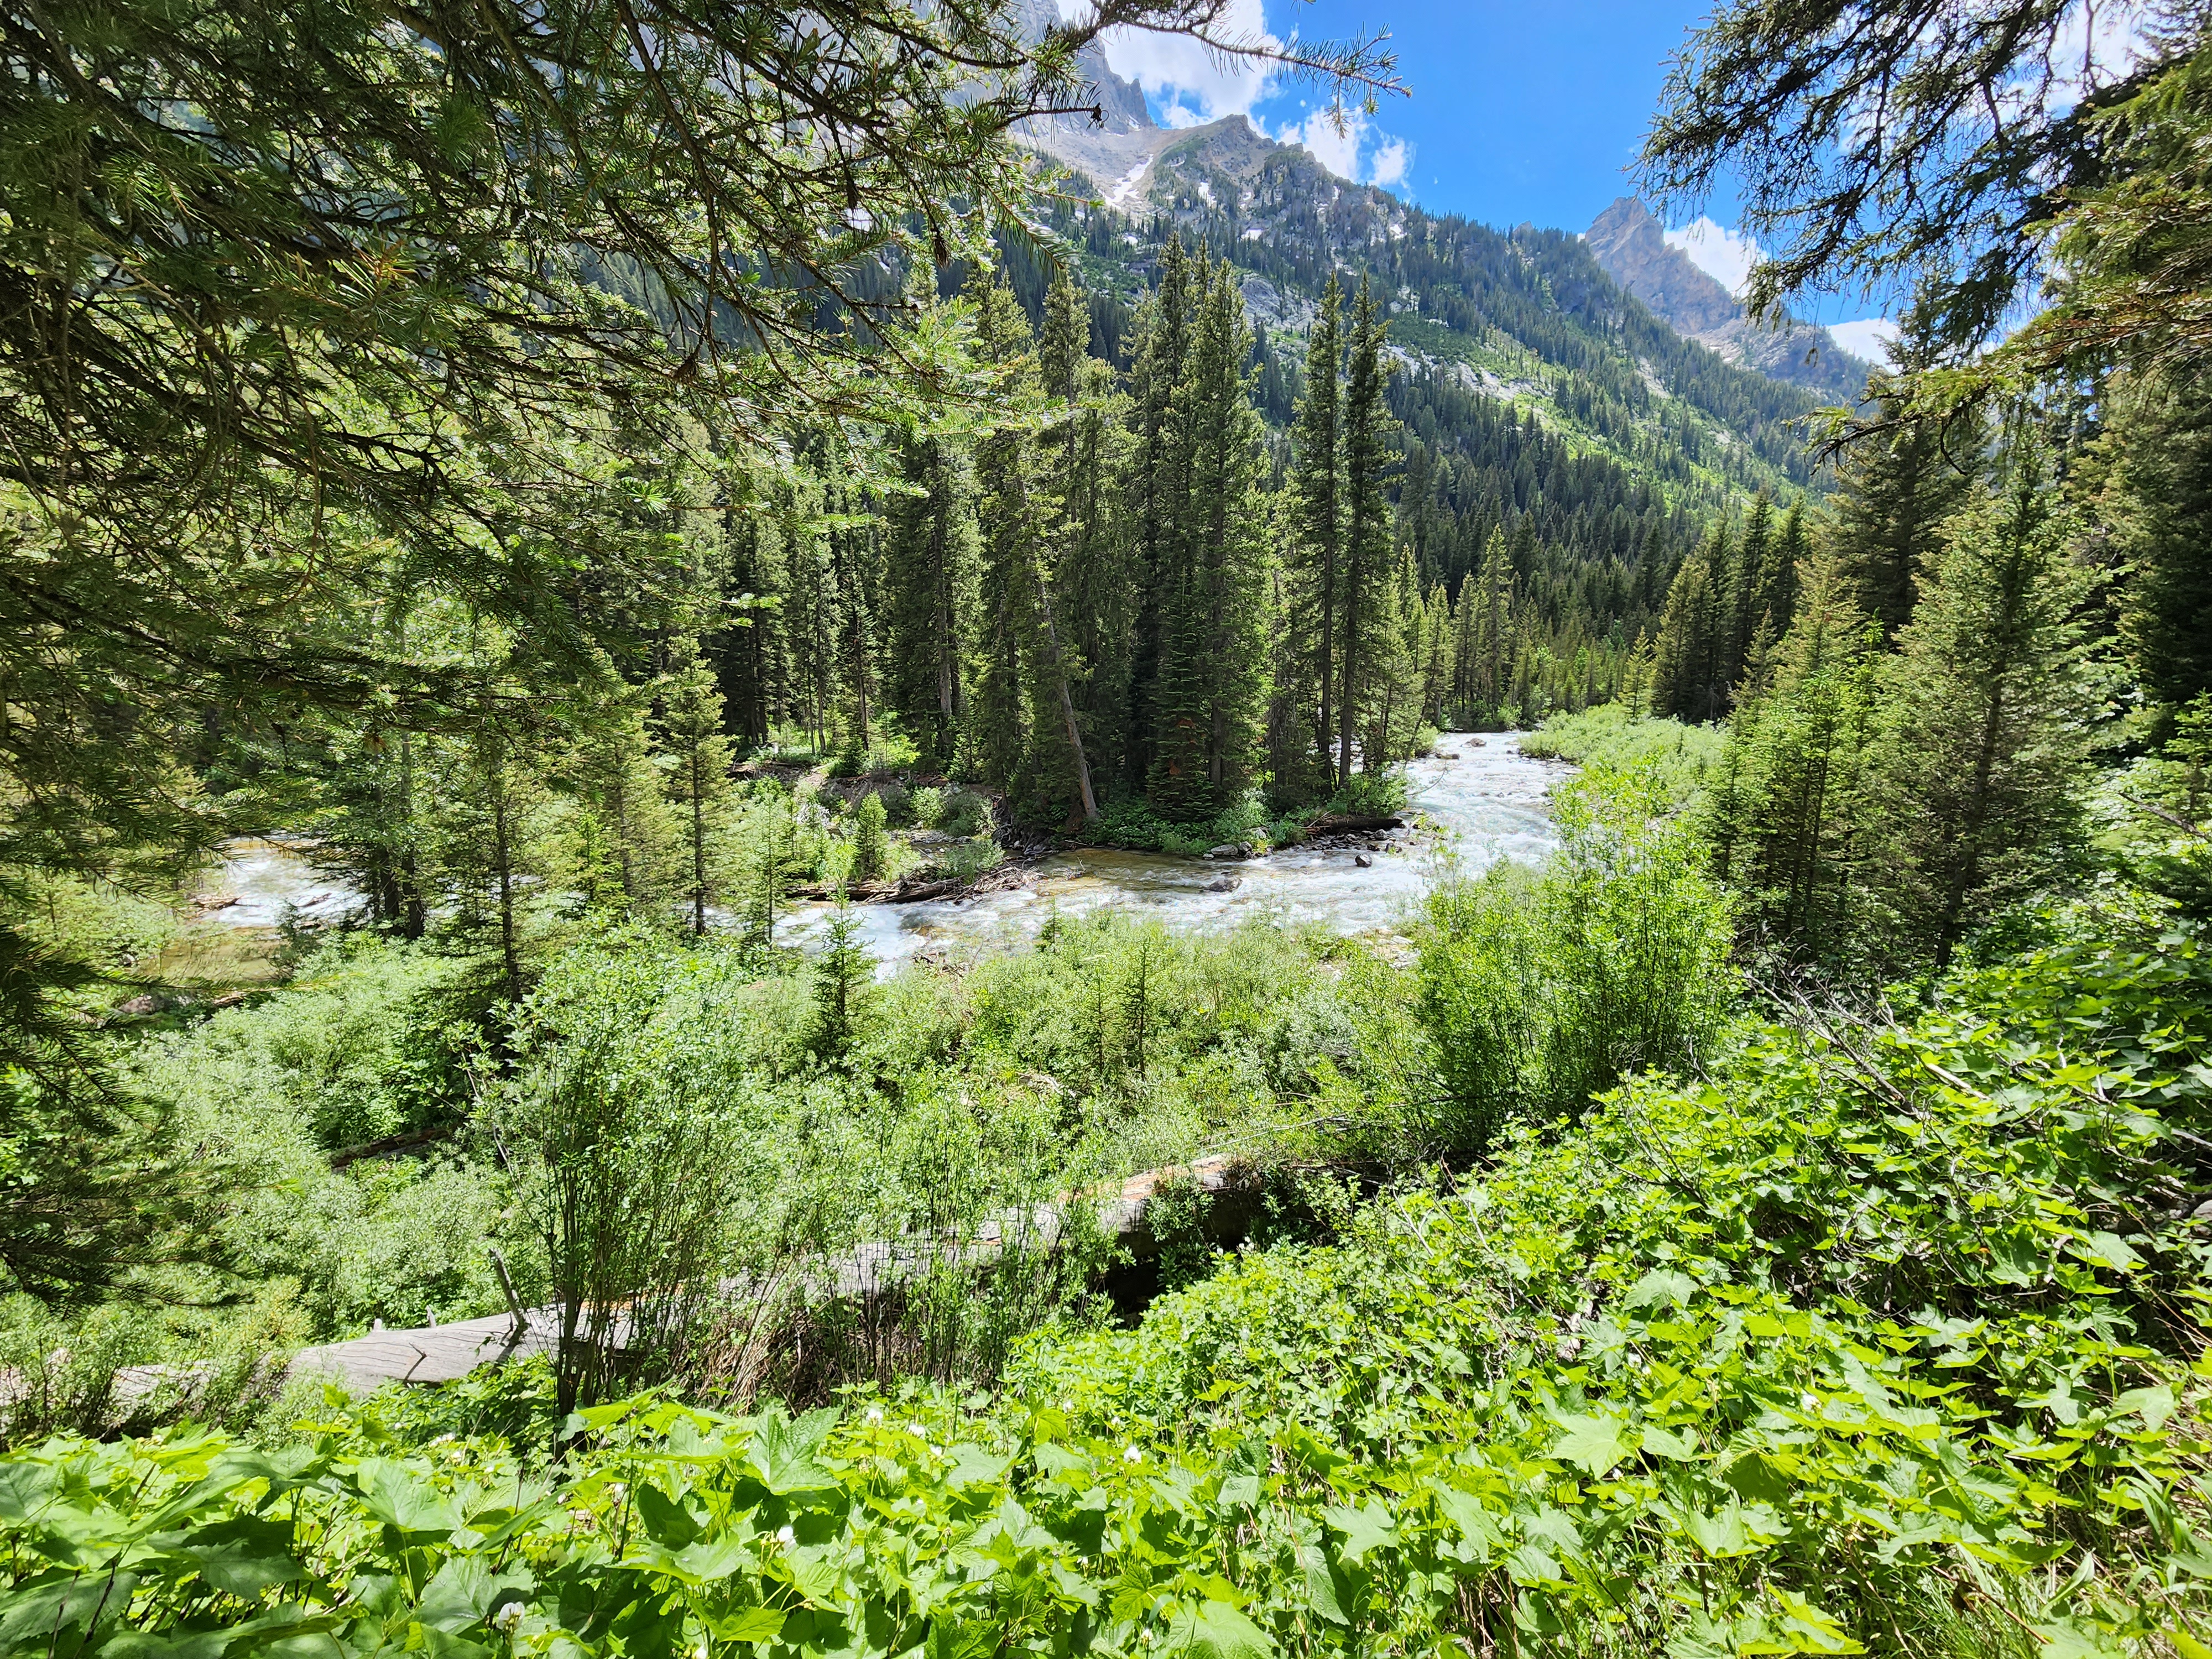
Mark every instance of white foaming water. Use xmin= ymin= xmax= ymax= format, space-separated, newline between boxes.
xmin=783 ymin=733 xmax=1564 ymax=973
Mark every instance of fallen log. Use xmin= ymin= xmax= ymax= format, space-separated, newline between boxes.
xmin=288 ymin=1152 xmax=1275 ymax=1390
xmin=1302 ymin=812 xmax=1406 ymax=836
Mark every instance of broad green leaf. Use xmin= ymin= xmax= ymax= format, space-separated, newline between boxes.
xmin=749 ymin=1407 xmax=841 ymax=1495
xmin=356 ymin=1459 xmax=459 ymax=1536
xmin=1321 ymin=1499 xmax=1395 ymax=1563
xmin=1550 ymin=1412 xmax=1636 ymax=1477
xmin=1165 ymin=1598 xmax=1274 ymax=1659
xmin=715 ymin=1606 xmax=788 ymax=1644
xmin=1625 ymin=1270 xmax=1698 ymax=1311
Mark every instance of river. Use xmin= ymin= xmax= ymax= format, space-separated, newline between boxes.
xmin=786 ymin=732 xmax=1563 ymax=970
xmin=200 ymin=734 xmax=1564 ymax=967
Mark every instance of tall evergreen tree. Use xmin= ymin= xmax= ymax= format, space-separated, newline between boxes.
xmin=1830 ymin=319 xmax=1976 ymax=639
xmin=1147 ymin=256 xmax=1269 ymax=813
xmin=660 ymin=640 xmax=737 ymax=936
xmin=1724 ymin=492 xmax=1775 ymax=688
xmin=881 ymin=432 xmax=978 ymax=772
xmin=969 ymin=276 xmax=1041 ymax=792
xmin=2107 ymin=366 xmax=2212 ymax=718
xmin=563 ymin=671 xmax=675 ymax=919
xmin=1339 ymin=276 xmax=1395 ymax=776
xmin=1874 ymin=447 xmax=2093 ymax=969
xmin=1705 ymin=553 xmax=1881 ymax=959
xmin=1648 ymin=524 xmax=1733 ymax=722
xmin=1125 ymin=236 xmax=1196 ymax=794
xmin=1287 ymin=274 xmax=1346 ymax=794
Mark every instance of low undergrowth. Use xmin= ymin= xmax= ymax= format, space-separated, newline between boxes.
xmin=9 ymin=898 xmax=2208 ymax=1658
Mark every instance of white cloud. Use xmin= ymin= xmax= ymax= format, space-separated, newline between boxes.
xmin=1368 ymin=134 xmax=1410 ymax=190
xmin=1088 ymin=0 xmax=1283 ymax=123
xmin=1664 ymin=218 xmax=1762 ymax=297
xmin=1273 ymin=105 xmax=1415 ymax=192
xmin=1827 ymin=317 xmax=1898 ymax=363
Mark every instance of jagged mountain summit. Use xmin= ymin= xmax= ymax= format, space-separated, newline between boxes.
xmin=1013 ymin=74 xmax=1837 ymax=516
xmin=1583 ymin=198 xmax=1870 ymax=399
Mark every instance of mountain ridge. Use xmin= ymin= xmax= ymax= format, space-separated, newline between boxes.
xmin=1582 ymin=197 xmax=1871 ymax=400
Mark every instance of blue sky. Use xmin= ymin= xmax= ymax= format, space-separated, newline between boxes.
xmin=1089 ymin=0 xmax=1900 ymax=353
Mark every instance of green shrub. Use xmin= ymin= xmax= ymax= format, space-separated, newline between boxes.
xmin=1416 ymin=761 xmax=1735 ymax=1150
xmin=1519 ymin=703 xmax=1724 ymax=805
xmin=934 ymin=789 xmax=993 ymax=839
xmin=1325 ymin=768 xmax=1410 ymax=818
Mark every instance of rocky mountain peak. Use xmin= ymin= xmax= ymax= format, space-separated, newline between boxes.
xmin=1585 ymin=197 xmax=1739 ymax=337
xmin=1584 ymin=198 xmax=1869 ymax=399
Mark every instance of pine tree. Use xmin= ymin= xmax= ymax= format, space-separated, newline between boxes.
xmin=1025 ymin=262 xmax=1106 ymax=825
xmin=1050 ymin=352 xmax=1137 ymax=792
xmin=715 ymin=490 xmax=791 ymax=752
xmin=1125 ymin=236 xmax=1195 ymax=794
xmin=1648 ymin=525 xmax=1733 ymax=722
xmin=2109 ymin=366 xmax=2212 ymax=716
xmin=1724 ymin=493 xmax=1775 ymax=688
xmin=738 ymin=787 xmax=794 ymax=964
xmin=1831 ymin=317 xmax=1976 ymax=640
xmin=1874 ymin=446 xmax=2093 ymax=969
xmin=810 ymin=902 xmax=874 ymax=1059
xmin=1287 ymin=274 xmax=1346 ymax=792
xmin=1339 ymin=276 xmax=1395 ymax=776
xmin=1147 ymin=255 xmax=1268 ymax=814
xmin=1705 ymin=552 xmax=1881 ymax=959
xmin=660 ymin=640 xmax=737 ymax=936
xmin=439 ymin=711 xmax=553 ymax=1005
xmin=969 ymin=275 xmax=1040 ymax=791
xmin=1465 ymin=528 xmax=1514 ymax=722
xmin=564 ymin=670 xmax=676 ymax=919
xmin=881 ymin=432 xmax=978 ymax=773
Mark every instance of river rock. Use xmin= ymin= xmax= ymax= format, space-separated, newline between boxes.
xmin=1204 ymin=843 xmax=1250 ymax=860
xmin=1354 ymin=854 xmax=1373 ymax=868
xmin=1204 ymin=875 xmax=1240 ymax=893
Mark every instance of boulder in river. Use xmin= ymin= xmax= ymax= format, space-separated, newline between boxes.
xmin=1354 ymin=854 xmax=1373 ymax=868
xmin=1204 ymin=842 xmax=1253 ymax=860
xmin=1204 ymin=874 xmax=1240 ymax=893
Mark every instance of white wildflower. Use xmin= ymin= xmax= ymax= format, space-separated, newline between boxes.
xmin=776 ymin=1525 xmax=796 ymax=1547
xmin=865 ymin=1407 xmax=884 ymax=1425
xmin=1801 ymin=1392 xmax=1820 ymax=1413
xmin=1123 ymin=1444 xmax=1142 ymax=1464
xmin=906 ymin=1421 xmax=928 ymax=1438
xmin=491 ymin=1603 xmax=526 ymax=1637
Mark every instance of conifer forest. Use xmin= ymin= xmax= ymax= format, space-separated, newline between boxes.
xmin=6 ymin=2 xmax=2212 ymax=1657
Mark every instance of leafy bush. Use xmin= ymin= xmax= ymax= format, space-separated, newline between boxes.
xmin=934 ymin=789 xmax=993 ymax=839
xmin=1416 ymin=763 xmax=1735 ymax=1151
xmin=1520 ymin=703 xmax=1724 ymax=805
xmin=1090 ymin=795 xmax=1311 ymax=857
xmin=1323 ymin=768 xmax=1409 ymax=819
xmin=118 ymin=937 xmax=511 ymax=1342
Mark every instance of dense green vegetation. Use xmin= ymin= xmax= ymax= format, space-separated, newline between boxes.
xmin=9 ymin=2 xmax=2212 ymax=1658
xmin=10 ymin=895 xmax=2208 ymax=1659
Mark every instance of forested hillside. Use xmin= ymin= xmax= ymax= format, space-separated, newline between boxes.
xmin=7 ymin=2 xmax=2212 ymax=1659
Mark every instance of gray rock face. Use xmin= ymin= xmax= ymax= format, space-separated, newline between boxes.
xmin=1584 ymin=198 xmax=1870 ymax=400
xmin=1585 ymin=197 xmax=1739 ymax=336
